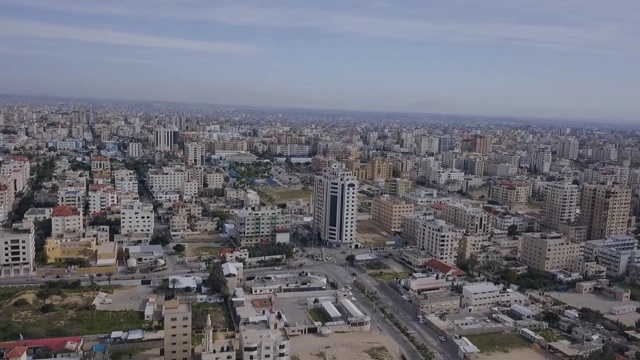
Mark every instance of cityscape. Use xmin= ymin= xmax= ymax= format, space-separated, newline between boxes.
xmin=1 ymin=1 xmax=640 ymax=360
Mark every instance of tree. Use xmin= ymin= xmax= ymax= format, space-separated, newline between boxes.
xmin=207 ymin=262 xmax=228 ymax=296
xmin=150 ymin=234 xmax=170 ymax=247
xmin=33 ymin=346 xmax=54 ymax=359
xmin=505 ymin=269 xmax=518 ymax=284
xmin=541 ymin=311 xmax=561 ymax=325
xmin=106 ymin=272 xmax=114 ymax=286
xmin=40 ymin=303 xmax=56 ymax=313
xmin=346 ymin=254 xmax=356 ymax=265
xmin=88 ymin=274 xmax=96 ymax=287
xmin=635 ymin=351 xmax=640 ymax=360
xmin=169 ymin=278 xmax=181 ymax=297
xmin=635 ymin=318 xmax=640 ymax=332
xmin=173 ymin=244 xmax=186 ymax=253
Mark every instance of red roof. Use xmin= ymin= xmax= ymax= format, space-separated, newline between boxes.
xmin=431 ymin=204 xmax=445 ymax=210
xmin=91 ymin=155 xmax=109 ymax=161
xmin=52 ymin=205 xmax=77 ymax=217
xmin=89 ymin=184 xmax=108 ymax=191
xmin=0 ymin=337 xmax=82 ymax=356
xmin=11 ymin=156 xmax=29 ymax=162
xmin=3 ymin=346 xmax=27 ymax=358
xmin=426 ymin=259 xmax=466 ymax=277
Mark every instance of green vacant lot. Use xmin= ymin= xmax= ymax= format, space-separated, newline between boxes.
xmin=466 ymin=332 xmax=529 ymax=353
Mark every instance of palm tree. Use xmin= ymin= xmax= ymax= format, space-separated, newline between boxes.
xmin=106 ymin=271 xmax=114 ymax=286
xmin=169 ymin=278 xmax=181 ymax=297
xmin=88 ymin=274 xmax=96 ymax=287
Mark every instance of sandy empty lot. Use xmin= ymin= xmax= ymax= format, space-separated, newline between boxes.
xmin=290 ymin=332 xmax=400 ymax=360
xmin=477 ymin=347 xmax=548 ymax=360
xmin=357 ymin=219 xmax=393 ymax=246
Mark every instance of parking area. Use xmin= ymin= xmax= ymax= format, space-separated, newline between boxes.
xmin=97 ymin=286 xmax=155 ymax=311
xmin=548 ymin=291 xmax=640 ymax=326
xmin=272 ymin=296 xmax=314 ymax=326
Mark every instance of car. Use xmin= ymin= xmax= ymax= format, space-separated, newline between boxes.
xmin=351 ymin=272 xmax=357 ymax=277
xmin=55 ymin=275 xmax=61 ymax=279
xmin=188 ymin=271 xmax=195 ymax=274
xmin=439 ymin=336 xmax=447 ymax=342
xmin=274 ymin=267 xmax=282 ymax=270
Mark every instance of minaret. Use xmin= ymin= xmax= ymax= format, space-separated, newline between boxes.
xmin=204 ymin=314 xmax=213 ymax=353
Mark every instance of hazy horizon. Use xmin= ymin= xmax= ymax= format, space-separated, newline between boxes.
xmin=1 ymin=0 xmax=639 ymax=121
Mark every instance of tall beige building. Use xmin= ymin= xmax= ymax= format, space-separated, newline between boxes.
xmin=520 ymin=232 xmax=583 ymax=271
xmin=163 ymin=300 xmax=192 ymax=360
xmin=581 ymin=184 xmax=632 ymax=240
xmin=542 ymin=182 xmax=579 ymax=231
xmin=440 ymin=203 xmax=492 ymax=236
xmin=365 ymin=157 xmax=393 ymax=181
xmin=232 ymin=206 xmax=291 ymax=247
xmin=489 ymin=182 xmax=531 ymax=206
xmin=371 ymin=195 xmax=414 ymax=232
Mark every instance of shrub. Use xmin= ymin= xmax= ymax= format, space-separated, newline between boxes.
xmin=13 ymin=298 xmax=30 ymax=307
xmin=40 ymin=303 xmax=56 ymax=313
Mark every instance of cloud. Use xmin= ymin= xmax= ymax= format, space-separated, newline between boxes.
xmin=0 ymin=19 xmax=261 ymax=54
xmin=2 ymin=0 xmax=638 ymax=54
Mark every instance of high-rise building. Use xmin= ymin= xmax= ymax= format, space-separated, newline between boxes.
xmin=163 ymin=300 xmax=192 ymax=360
xmin=490 ymin=182 xmax=531 ymax=206
xmin=581 ymin=184 xmax=632 ymax=240
xmin=440 ymin=203 xmax=492 ymax=236
xmin=417 ymin=218 xmax=461 ymax=265
xmin=371 ymin=195 xmax=414 ymax=232
xmin=558 ymin=138 xmax=579 ymax=160
xmin=472 ymin=135 xmax=491 ymax=154
xmin=520 ymin=232 xmax=583 ymax=271
xmin=121 ymin=201 xmax=154 ymax=237
xmin=232 ymin=206 xmax=291 ymax=247
xmin=155 ymin=127 xmax=179 ymax=151
xmin=542 ymin=182 xmax=579 ymax=230
xmin=314 ymin=163 xmax=358 ymax=247
xmin=531 ymin=149 xmax=552 ymax=174
xmin=128 ymin=142 xmax=142 ymax=158
xmin=185 ymin=142 xmax=206 ymax=166
xmin=0 ymin=222 xmax=35 ymax=278
xmin=418 ymin=136 xmax=439 ymax=155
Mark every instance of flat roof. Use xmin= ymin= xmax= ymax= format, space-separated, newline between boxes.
xmin=321 ymin=301 xmax=341 ymax=319
xmin=463 ymin=282 xmax=500 ymax=293
xmin=340 ymin=298 xmax=364 ymax=318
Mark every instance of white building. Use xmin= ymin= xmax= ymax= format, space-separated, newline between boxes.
xmin=186 ymin=142 xmax=206 ymax=166
xmin=57 ymin=186 xmax=85 ymax=209
xmin=461 ymin=282 xmax=502 ymax=312
xmin=51 ymin=205 xmax=83 ymax=238
xmin=240 ymin=312 xmax=290 ymax=360
xmin=113 ymin=169 xmax=139 ymax=194
xmin=232 ymin=206 xmax=291 ymax=247
xmin=88 ymin=185 xmax=118 ymax=215
xmin=154 ymin=127 xmax=179 ymax=151
xmin=314 ymin=163 xmax=359 ymax=248
xmin=181 ymin=180 xmax=199 ymax=201
xmin=0 ymin=223 xmax=35 ymax=278
xmin=542 ymin=182 xmax=579 ymax=231
xmin=244 ymin=190 xmax=260 ymax=207
xmin=583 ymin=235 xmax=639 ymax=276
xmin=128 ymin=142 xmax=142 ymax=158
xmin=205 ymin=172 xmax=225 ymax=189
xmin=418 ymin=218 xmax=461 ymax=265
xmin=147 ymin=166 xmax=189 ymax=193
xmin=121 ymin=201 xmax=154 ymax=237
xmin=441 ymin=203 xmax=492 ymax=236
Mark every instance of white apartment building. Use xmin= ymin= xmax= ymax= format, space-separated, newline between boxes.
xmin=583 ymin=235 xmax=639 ymax=276
xmin=0 ymin=156 xmax=30 ymax=193
xmin=88 ymin=185 xmax=117 ymax=215
xmin=113 ymin=169 xmax=139 ymax=194
xmin=51 ymin=205 xmax=83 ymax=238
xmin=494 ymin=214 xmax=525 ymax=232
xmin=147 ymin=166 xmax=190 ymax=193
xmin=185 ymin=142 xmax=206 ymax=166
xmin=244 ymin=190 xmax=260 ymax=207
xmin=429 ymin=168 xmax=464 ymax=185
xmin=314 ymin=163 xmax=359 ymax=248
xmin=461 ymin=282 xmax=501 ymax=312
xmin=558 ymin=138 xmax=579 ymax=160
xmin=418 ymin=218 xmax=461 ymax=265
xmin=542 ymin=182 xmax=579 ymax=231
xmin=240 ymin=313 xmax=290 ymax=360
xmin=128 ymin=142 xmax=142 ymax=158
xmin=154 ymin=127 xmax=179 ymax=151
xmin=440 ymin=203 xmax=492 ymax=236
xmin=0 ymin=223 xmax=35 ymax=278
xmin=181 ymin=180 xmax=199 ymax=201
xmin=520 ymin=232 xmax=583 ymax=271
xmin=57 ymin=186 xmax=85 ymax=209
xmin=232 ymin=206 xmax=291 ymax=247
xmin=205 ymin=172 xmax=225 ymax=189
xmin=121 ymin=201 xmax=154 ymax=237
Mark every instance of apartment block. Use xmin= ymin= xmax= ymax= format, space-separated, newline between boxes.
xmin=440 ymin=203 xmax=492 ymax=236
xmin=88 ymin=184 xmax=117 ymax=215
xmin=204 ymin=172 xmax=225 ymax=189
xmin=581 ymin=184 xmax=632 ymax=240
xmin=163 ymin=300 xmax=192 ymax=360
xmin=185 ymin=142 xmax=206 ymax=166
xmin=384 ymin=178 xmax=412 ymax=196
xmin=113 ymin=169 xmax=139 ymax=194
xmin=232 ymin=206 xmax=291 ymax=247
xmin=90 ymin=155 xmax=111 ymax=175
xmin=147 ymin=166 xmax=189 ymax=193
xmin=0 ymin=223 xmax=35 ymax=278
xmin=51 ymin=205 xmax=83 ymax=238
xmin=490 ymin=182 xmax=531 ymax=206
xmin=520 ymin=232 xmax=583 ymax=271
xmin=542 ymin=182 xmax=579 ymax=231
xmin=418 ymin=218 xmax=461 ymax=265
xmin=371 ymin=195 xmax=414 ymax=232
xmin=121 ymin=201 xmax=154 ymax=237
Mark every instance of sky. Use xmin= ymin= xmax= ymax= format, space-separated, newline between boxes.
xmin=0 ymin=0 xmax=639 ymax=121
